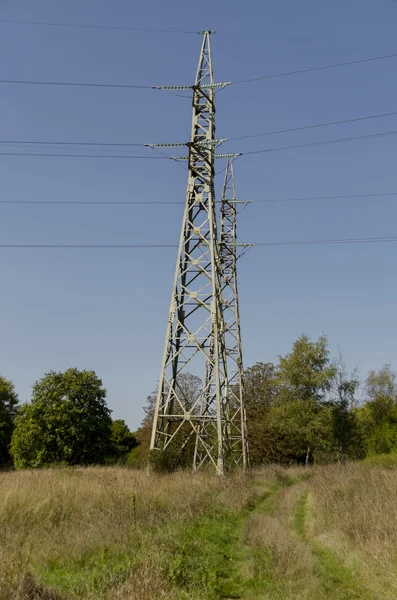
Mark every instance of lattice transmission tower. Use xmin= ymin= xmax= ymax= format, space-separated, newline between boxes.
xmin=150 ymin=31 xmax=248 ymax=474
xmin=218 ymin=158 xmax=249 ymax=470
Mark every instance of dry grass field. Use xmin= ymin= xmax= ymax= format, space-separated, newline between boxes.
xmin=1 ymin=463 xmax=396 ymax=599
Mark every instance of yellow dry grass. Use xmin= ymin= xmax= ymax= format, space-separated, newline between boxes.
xmin=1 ymin=463 xmax=397 ymax=599
xmin=0 ymin=467 xmax=260 ymax=599
xmin=309 ymin=464 xmax=397 ymax=598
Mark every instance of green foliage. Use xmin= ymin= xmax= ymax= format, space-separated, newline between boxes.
xmin=359 ymin=366 xmax=397 ymax=457
xmin=38 ymin=549 xmax=132 ymax=597
xmin=148 ymin=447 xmax=185 ymax=473
xmin=243 ymin=336 xmax=364 ymax=465
xmin=109 ymin=420 xmax=137 ymax=462
xmin=361 ymin=452 xmax=397 ymax=468
xmin=294 ymin=489 xmax=309 ymax=538
xmin=165 ymin=513 xmax=243 ymax=599
xmin=0 ymin=375 xmax=19 ymax=467
xmin=327 ymin=358 xmax=362 ymax=463
xmin=365 ymin=406 xmax=397 ymax=455
xmin=277 ymin=334 xmax=336 ymax=403
xmin=126 ymin=445 xmax=141 ymax=467
xmin=274 ymin=334 xmax=336 ymax=462
xmin=11 ymin=368 xmax=112 ymax=469
xmin=242 ymin=363 xmax=279 ymax=464
xmin=366 ymin=365 xmax=397 ymax=424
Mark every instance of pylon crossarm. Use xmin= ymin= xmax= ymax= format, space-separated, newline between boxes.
xmin=151 ymin=82 xmax=230 ymax=91
xmin=171 ymin=153 xmax=240 ymax=160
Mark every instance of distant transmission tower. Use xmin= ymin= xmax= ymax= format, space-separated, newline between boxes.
xmin=150 ymin=31 xmax=247 ymax=474
xmin=218 ymin=158 xmax=249 ymax=470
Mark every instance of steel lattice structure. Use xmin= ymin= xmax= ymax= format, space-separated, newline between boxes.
xmin=218 ymin=158 xmax=249 ymax=470
xmin=150 ymin=31 xmax=248 ymax=474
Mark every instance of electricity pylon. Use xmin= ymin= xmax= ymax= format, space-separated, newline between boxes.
xmin=150 ymin=31 xmax=232 ymax=474
xmin=218 ymin=159 xmax=249 ymax=470
xmin=192 ymin=160 xmax=249 ymax=471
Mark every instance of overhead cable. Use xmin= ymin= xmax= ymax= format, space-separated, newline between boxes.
xmin=232 ymin=52 xmax=397 ymax=85
xmin=241 ymin=129 xmax=397 ymax=156
xmin=0 ymin=152 xmax=165 ymax=159
xmin=1 ymin=236 xmax=397 ymax=249
xmin=0 ymin=200 xmax=185 ymax=205
xmin=254 ymin=236 xmax=397 ymax=247
xmin=2 ymin=130 xmax=397 ymax=160
xmin=0 ymin=244 xmax=178 ymax=248
xmin=0 ymin=140 xmax=145 ymax=147
xmin=2 ymin=192 xmax=396 ymax=205
xmin=0 ymin=18 xmax=198 ymax=34
xmin=0 ymin=78 xmax=152 ymax=90
xmin=253 ymin=191 xmax=397 ymax=203
xmin=2 ymin=51 xmax=397 ymax=91
xmin=2 ymin=109 xmax=397 ymax=150
xmin=229 ymin=111 xmax=397 ymax=141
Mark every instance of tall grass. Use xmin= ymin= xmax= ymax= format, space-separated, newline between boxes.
xmin=1 ymin=464 xmax=397 ymax=599
xmin=0 ymin=467 xmax=262 ymax=599
xmin=309 ymin=464 xmax=397 ymax=598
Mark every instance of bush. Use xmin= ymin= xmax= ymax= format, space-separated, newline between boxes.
xmin=361 ymin=452 xmax=397 ymax=469
xmin=126 ymin=446 xmax=142 ymax=468
xmin=148 ymin=447 xmax=184 ymax=473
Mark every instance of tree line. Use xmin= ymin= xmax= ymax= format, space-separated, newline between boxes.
xmin=132 ymin=334 xmax=397 ymax=468
xmin=1 ymin=334 xmax=397 ymax=470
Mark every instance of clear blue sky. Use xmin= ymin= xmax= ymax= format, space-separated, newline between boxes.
xmin=1 ymin=0 xmax=397 ymax=429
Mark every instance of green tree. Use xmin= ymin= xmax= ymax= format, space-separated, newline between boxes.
xmin=275 ymin=334 xmax=336 ymax=465
xmin=327 ymin=356 xmax=361 ymax=464
xmin=361 ymin=365 xmax=397 ymax=455
xmin=0 ymin=375 xmax=19 ymax=466
xmin=366 ymin=365 xmax=396 ymax=424
xmin=11 ymin=368 xmax=112 ymax=469
xmin=240 ymin=362 xmax=279 ymax=464
xmin=110 ymin=419 xmax=137 ymax=461
xmin=277 ymin=334 xmax=335 ymax=403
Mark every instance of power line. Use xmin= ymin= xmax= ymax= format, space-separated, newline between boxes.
xmin=1 ymin=236 xmax=396 ymax=249
xmin=242 ymin=129 xmax=397 ymax=156
xmin=254 ymin=236 xmax=397 ymax=247
xmin=0 ymin=140 xmax=144 ymax=147
xmin=0 ymin=151 xmax=165 ymax=159
xmin=3 ymin=50 xmax=397 ymax=91
xmin=1 ymin=109 xmax=396 ymax=149
xmin=0 ymin=200 xmax=185 ymax=205
xmin=1 ymin=192 xmax=397 ymax=206
xmin=228 ymin=111 xmax=397 ymax=141
xmin=232 ymin=51 xmax=397 ymax=85
xmin=253 ymin=192 xmax=397 ymax=203
xmin=2 ymin=129 xmax=397 ymax=160
xmin=0 ymin=18 xmax=198 ymax=34
xmin=0 ymin=111 xmax=397 ymax=156
xmin=0 ymin=244 xmax=178 ymax=248
xmin=0 ymin=78 xmax=152 ymax=90
xmin=0 ymin=144 xmax=149 ymax=156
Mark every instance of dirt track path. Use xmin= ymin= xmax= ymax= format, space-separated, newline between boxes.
xmin=219 ymin=473 xmax=374 ymax=600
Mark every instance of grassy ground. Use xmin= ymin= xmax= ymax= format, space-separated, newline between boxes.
xmin=1 ymin=463 xmax=396 ymax=599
